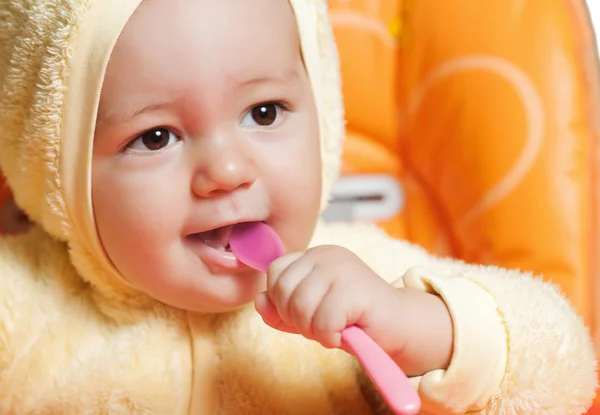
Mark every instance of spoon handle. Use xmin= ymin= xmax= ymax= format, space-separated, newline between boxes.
xmin=341 ymin=326 xmax=421 ymax=415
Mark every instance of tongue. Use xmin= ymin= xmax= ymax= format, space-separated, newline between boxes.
xmin=202 ymin=225 xmax=233 ymax=249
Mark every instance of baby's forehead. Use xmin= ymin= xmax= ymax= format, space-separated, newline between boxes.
xmin=120 ymin=0 xmax=299 ymax=48
xmin=98 ymin=0 xmax=304 ymax=123
xmin=108 ymin=0 xmax=300 ymax=82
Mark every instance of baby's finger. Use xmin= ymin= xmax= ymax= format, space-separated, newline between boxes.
xmin=255 ymin=292 xmax=299 ymax=335
xmin=288 ymin=274 xmax=332 ymax=338
xmin=267 ymin=252 xmax=313 ymax=327
xmin=311 ymin=281 xmax=364 ymax=349
xmin=267 ymin=252 xmax=304 ymax=289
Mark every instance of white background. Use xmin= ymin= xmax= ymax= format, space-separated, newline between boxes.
xmin=588 ymin=1 xmax=600 ymax=52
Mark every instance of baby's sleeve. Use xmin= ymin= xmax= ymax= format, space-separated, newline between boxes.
xmin=398 ymin=263 xmax=596 ymax=414
xmin=312 ymin=222 xmax=598 ymax=414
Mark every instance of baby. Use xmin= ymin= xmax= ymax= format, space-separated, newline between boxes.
xmin=0 ymin=0 xmax=596 ymax=414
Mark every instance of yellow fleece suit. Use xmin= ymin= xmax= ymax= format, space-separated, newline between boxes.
xmin=0 ymin=0 xmax=596 ymax=414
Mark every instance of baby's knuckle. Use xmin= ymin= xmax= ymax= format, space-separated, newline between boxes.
xmin=311 ymin=314 xmax=334 ymax=336
xmin=289 ymin=296 xmax=308 ymax=321
xmin=274 ymin=277 xmax=295 ymax=300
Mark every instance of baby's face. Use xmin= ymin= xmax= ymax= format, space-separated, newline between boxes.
xmin=92 ymin=0 xmax=322 ymax=312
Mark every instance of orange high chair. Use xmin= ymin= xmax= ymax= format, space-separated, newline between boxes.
xmin=325 ymin=0 xmax=599 ymax=409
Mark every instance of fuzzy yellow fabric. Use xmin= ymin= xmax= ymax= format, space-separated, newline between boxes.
xmin=0 ymin=0 xmax=596 ymax=414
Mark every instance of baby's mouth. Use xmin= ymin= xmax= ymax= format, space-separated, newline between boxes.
xmin=190 ymin=225 xmax=234 ymax=252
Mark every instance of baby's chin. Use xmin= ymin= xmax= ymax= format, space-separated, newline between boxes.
xmin=135 ymin=270 xmax=265 ymax=313
xmin=174 ymin=294 xmax=259 ymax=314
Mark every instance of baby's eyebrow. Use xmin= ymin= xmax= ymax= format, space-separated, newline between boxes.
xmin=96 ymin=69 xmax=300 ymax=126
xmin=97 ymin=101 xmax=172 ymax=126
xmin=235 ymin=68 xmax=299 ymax=89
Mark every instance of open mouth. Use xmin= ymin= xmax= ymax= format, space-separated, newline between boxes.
xmin=188 ymin=225 xmax=234 ymax=252
xmin=185 ymin=221 xmax=267 ymax=270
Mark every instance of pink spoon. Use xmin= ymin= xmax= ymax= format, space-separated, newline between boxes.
xmin=229 ymin=221 xmax=421 ymax=415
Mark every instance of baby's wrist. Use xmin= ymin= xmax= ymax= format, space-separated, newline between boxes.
xmin=390 ymin=288 xmax=454 ymax=376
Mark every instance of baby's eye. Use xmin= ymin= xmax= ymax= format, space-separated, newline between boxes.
xmin=128 ymin=127 xmax=180 ymax=152
xmin=241 ymin=103 xmax=282 ymax=127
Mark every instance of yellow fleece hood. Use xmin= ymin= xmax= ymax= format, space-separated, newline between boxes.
xmin=0 ymin=0 xmax=344 ymax=307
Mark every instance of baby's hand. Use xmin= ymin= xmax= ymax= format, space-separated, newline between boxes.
xmin=255 ymin=245 xmax=454 ymax=376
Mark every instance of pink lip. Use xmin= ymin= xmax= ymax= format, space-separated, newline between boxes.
xmin=186 ymin=234 xmax=246 ymax=270
xmin=185 ymin=220 xmax=267 ymax=271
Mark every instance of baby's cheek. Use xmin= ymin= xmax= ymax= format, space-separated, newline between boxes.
xmin=271 ymin=182 xmax=320 ymax=252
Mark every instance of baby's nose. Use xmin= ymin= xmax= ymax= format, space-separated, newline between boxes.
xmin=191 ymin=137 xmax=258 ymax=197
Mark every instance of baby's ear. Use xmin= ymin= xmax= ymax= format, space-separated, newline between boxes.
xmin=0 ymin=195 xmax=32 ymax=235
